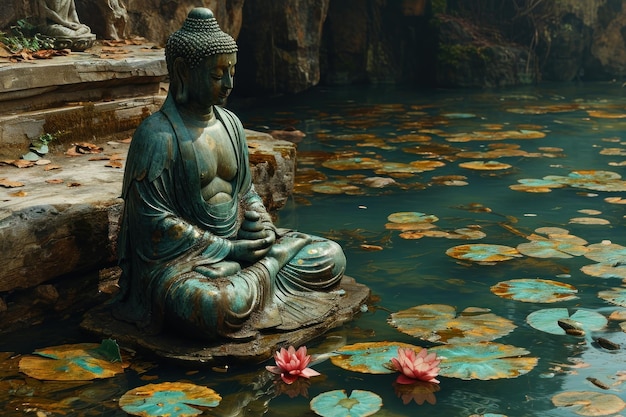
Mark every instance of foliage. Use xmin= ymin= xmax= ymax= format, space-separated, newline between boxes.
xmin=0 ymin=19 xmax=54 ymax=53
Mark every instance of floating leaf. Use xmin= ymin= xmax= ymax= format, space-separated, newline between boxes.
xmin=321 ymin=157 xmax=383 ymax=171
xmin=510 ymin=178 xmax=566 ymax=193
xmin=446 ymin=244 xmax=523 ymax=262
xmin=583 ymin=242 xmax=626 ymax=263
xmin=517 ymin=232 xmax=588 ymax=258
xmin=19 ymin=341 xmax=127 ymax=381
xmin=388 ymin=304 xmax=516 ymax=344
xmin=517 ymin=240 xmax=588 ymax=258
xmin=310 ymin=390 xmax=382 ymax=417
xmin=552 ymin=391 xmax=626 ymax=416
xmin=431 ymin=342 xmax=537 ymax=380
xmin=330 ymin=341 xmax=419 ymax=374
xmin=526 ymin=308 xmax=607 ymax=335
xmin=459 ymin=161 xmax=512 ymax=171
xmin=119 ymin=382 xmax=221 ymax=417
xmin=387 ymin=212 xmax=438 ymax=224
xmin=569 ymin=217 xmax=610 ymax=225
xmin=490 ymin=279 xmax=578 ymax=303
xmin=598 ymin=287 xmax=626 ymax=307
xmin=582 ymin=262 xmax=626 ymax=279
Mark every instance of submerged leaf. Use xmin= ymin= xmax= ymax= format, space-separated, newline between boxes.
xmin=552 ymin=391 xmax=625 ymax=416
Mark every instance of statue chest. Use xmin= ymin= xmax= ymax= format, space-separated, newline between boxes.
xmin=190 ymin=124 xmax=238 ymax=202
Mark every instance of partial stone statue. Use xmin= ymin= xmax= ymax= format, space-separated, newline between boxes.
xmin=37 ymin=0 xmax=96 ymax=50
xmin=98 ymin=0 xmax=128 ymax=40
xmin=113 ymin=8 xmax=358 ymax=343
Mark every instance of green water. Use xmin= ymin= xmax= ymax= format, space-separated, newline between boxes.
xmin=3 ymin=82 xmax=626 ymax=416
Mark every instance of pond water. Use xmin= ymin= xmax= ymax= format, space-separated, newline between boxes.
xmin=3 ymin=82 xmax=626 ymax=417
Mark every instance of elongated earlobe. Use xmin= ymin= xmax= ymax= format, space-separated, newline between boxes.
xmin=173 ymin=58 xmax=189 ymax=103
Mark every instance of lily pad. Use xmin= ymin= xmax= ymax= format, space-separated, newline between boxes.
xmin=552 ymin=391 xmax=626 ymax=416
xmin=517 ymin=233 xmax=588 ymax=258
xmin=430 ymin=342 xmax=538 ymax=380
xmin=582 ymin=262 xmax=626 ymax=279
xmin=459 ymin=161 xmax=512 ymax=171
xmin=598 ymin=287 xmax=626 ymax=307
xmin=490 ymin=279 xmax=578 ymax=303
xmin=388 ymin=304 xmax=516 ymax=344
xmin=119 ymin=382 xmax=221 ymax=417
xmin=583 ymin=242 xmax=626 ymax=264
xmin=387 ymin=212 xmax=438 ymax=224
xmin=322 ymin=157 xmax=383 ymax=171
xmin=19 ymin=340 xmax=126 ymax=381
xmin=446 ymin=244 xmax=523 ymax=262
xmin=526 ymin=308 xmax=607 ymax=335
xmin=330 ymin=341 xmax=420 ymax=374
xmin=310 ymin=389 xmax=382 ymax=417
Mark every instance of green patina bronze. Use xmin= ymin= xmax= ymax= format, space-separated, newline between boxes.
xmin=113 ymin=8 xmax=349 ymax=342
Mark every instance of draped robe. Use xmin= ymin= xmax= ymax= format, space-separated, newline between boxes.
xmin=114 ymin=95 xmax=345 ymax=340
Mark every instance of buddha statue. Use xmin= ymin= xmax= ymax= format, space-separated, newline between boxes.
xmin=113 ymin=8 xmax=348 ymax=342
xmin=37 ymin=0 xmax=96 ymax=50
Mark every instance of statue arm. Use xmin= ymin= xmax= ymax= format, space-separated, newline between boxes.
xmin=122 ymin=118 xmax=231 ymax=265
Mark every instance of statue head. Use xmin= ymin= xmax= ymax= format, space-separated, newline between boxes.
xmin=165 ymin=8 xmax=238 ymax=75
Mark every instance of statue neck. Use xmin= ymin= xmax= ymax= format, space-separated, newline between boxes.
xmin=177 ymin=104 xmax=218 ymax=127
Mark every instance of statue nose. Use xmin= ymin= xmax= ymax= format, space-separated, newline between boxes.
xmin=223 ymin=73 xmax=233 ymax=88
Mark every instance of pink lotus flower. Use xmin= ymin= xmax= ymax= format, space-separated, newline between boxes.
xmin=265 ymin=345 xmax=320 ymax=384
xmin=390 ymin=347 xmax=441 ymax=384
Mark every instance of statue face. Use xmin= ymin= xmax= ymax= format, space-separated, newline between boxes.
xmin=185 ymin=52 xmax=237 ymax=111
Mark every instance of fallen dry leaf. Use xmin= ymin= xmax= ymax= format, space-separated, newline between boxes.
xmin=44 ymin=164 xmax=62 ymax=171
xmin=12 ymin=160 xmax=35 ymax=168
xmin=105 ymin=160 xmax=123 ymax=168
xmin=67 ymin=182 xmax=81 ymax=187
xmin=45 ymin=179 xmax=64 ymax=184
xmin=0 ymin=178 xmax=24 ymax=188
xmin=10 ymin=190 xmax=27 ymax=197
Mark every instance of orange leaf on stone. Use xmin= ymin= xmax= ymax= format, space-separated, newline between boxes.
xmin=0 ymin=178 xmax=24 ymax=188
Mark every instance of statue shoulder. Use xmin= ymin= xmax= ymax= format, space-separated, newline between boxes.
xmin=215 ymin=106 xmax=245 ymax=133
xmin=125 ymin=111 xmax=177 ymax=184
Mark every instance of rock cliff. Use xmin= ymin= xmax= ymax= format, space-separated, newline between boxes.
xmin=2 ymin=1 xmax=626 ymax=92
